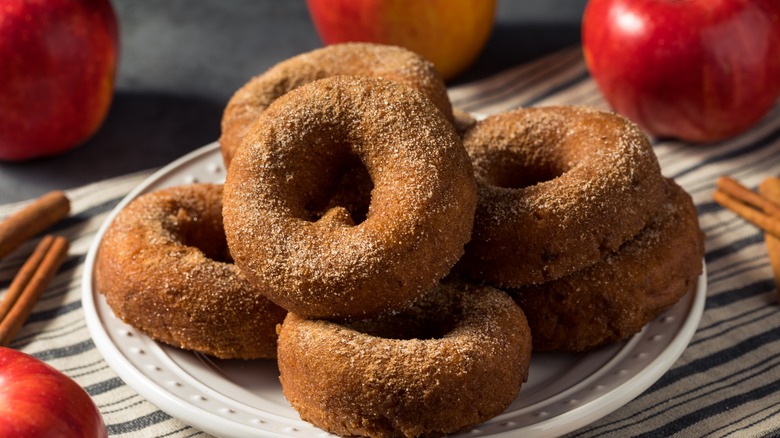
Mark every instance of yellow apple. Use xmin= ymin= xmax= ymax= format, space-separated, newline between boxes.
xmin=306 ymin=0 xmax=497 ymax=80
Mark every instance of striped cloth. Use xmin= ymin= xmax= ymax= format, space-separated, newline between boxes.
xmin=2 ymin=47 xmax=780 ymax=437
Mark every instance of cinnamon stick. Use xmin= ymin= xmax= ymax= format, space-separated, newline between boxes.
xmin=0 ymin=191 xmax=70 ymax=261
xmin=759 ymin=177 xmax=780 ymax=303
xmin=0 ymin=235 xmax=69 ymax=346
xmin=717 ymin=176 xmax=780 ymax=217
xmin=713 ymin=190 xmax=780 ymax=239
xmin=0 ymin=235 xmax=55 ymax=322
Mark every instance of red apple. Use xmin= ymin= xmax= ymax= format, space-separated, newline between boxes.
xmin=0 ymin=347 xmax=107 ymax=437
xmin=306 ymin=0 xmax=496 ymax=80
xmin=582 ymin=0 xmax=780 ymax=143
xmin=0 ymin=0 xmax=119 ymax=161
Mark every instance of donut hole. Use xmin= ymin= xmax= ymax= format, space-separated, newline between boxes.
xmin=475 ymin=150 xmax=568 ymax=189
xmin=304 ymin=153 xmax=374 ymax=224
xmin=345 ymin=299 xmax=461 ymax=340
xmin=174 ymin=209 xmax=233 ymax=263
xmin=493 ymin=165 xmax=562 ymax=189
xmin=347 ymin=315 xmax=457 ymax=341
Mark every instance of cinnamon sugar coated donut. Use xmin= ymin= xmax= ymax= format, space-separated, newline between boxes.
xmin=457 ymin=106 xmax=667 ymax=286
xmin=95 ymin=184 xmax=286 ymax=359
xmin=511 ymin=179 xmax=704 ymax=352
xmin=220 ymin=42 xmax=454 ymax=167
xmin=277 ymin=279 xmax=532 ymax=438
xmin=223 ymin=75 xmax=477 ymax=320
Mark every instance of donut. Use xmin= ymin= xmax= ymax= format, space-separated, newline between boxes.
xmin=94 ymin=183 xmax=286 ymax=359
xmin=277 ymin=279 xmax=532 ymax=438
xmin=511 ymin=179 xmax=704 ymax=352
xmin=220 ymin=42 xmax=454 ymax=167
xmin=223 ymin=75 xmax=477 ymax=320
xmin=456 ymin=106 xmax=667 ymax=286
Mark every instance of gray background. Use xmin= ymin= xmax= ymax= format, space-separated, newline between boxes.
xmin=0 ymin=0 xmax=588 ymax=203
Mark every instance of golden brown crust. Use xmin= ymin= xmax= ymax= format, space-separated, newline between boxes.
xmin=510 ymin=179 xmax=704 ymax=352
xmin=220 ymin=42 xmax=454 ymax=167
xmin=223 ymin=76 xmax=476 ymax=320
xmin=277 ymin=279 xmax=532 ymax=438
xmin=94 ymin=183 xmax=286 ymax=359
xmin=456 ymin=106 xmax=667 ymax=286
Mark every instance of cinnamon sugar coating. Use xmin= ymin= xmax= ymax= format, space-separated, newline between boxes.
xmin=223 ymin=76 xmax=476 ymax=320
xmin=95 ymin=184 xmax=286 ymax=359
xmin=277 ymin=279 xmax=532 ymax=438
xmin=457 ymin=106 xmax=667 ymax=286
xmin=220 ymin=42 xmax=454 ymax=167
xmin=511 ymin=179 xmax=704 ymax=352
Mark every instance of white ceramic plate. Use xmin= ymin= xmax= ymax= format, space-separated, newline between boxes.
xmin=82 ymin=142 xmax=707 ymax=438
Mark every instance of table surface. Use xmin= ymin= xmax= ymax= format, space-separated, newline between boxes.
xmin=0 ymin=0 xmax=587 ymax=204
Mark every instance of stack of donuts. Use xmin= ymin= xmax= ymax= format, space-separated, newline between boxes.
xmin=94 ymin=43 xmax=704 ymax=437
xmin=457 ymin=106 xmax=705 ymax=353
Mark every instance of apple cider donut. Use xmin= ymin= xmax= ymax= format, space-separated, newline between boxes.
xmin=223 ymin=75 xmax=477 ymax=320
xmin=220 ymin=42 xmax=454 ymax=167
xmin=277 ymin=279 xmax=532 ymax=438
xmin=94 ymin=183 xmax=286 ymax=359
xmin=456 ymin=106 xmax=667 ymax=286
xmin=511 ymin=179 xmax=704 ymax=352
